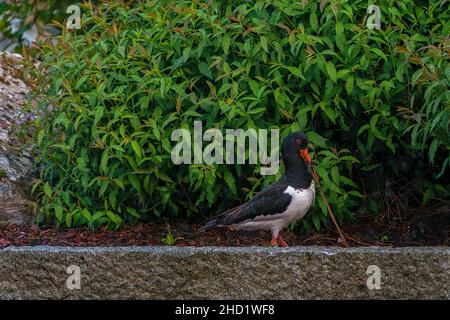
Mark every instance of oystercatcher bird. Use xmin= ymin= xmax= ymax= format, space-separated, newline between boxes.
xmin=201 ymin=132 xmax=315 ymax=247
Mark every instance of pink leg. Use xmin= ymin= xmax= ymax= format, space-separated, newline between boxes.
xmin=276 ymin=234 xmax=289 ymax=247
xmin=270 ymin=235 xmax=278 ymax=247
xmin=270 ymin=229 xmax=279 ymax=247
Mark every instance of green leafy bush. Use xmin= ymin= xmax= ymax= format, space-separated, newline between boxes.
xmin=31 ymin=0 xmax=449 ymax=230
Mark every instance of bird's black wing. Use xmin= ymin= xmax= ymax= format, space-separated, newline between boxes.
xmin=219 ymin=181 xmax=292 ymax=225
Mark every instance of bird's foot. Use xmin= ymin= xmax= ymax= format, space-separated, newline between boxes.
xmin=271 ymin=234 xmax=289 ymax=247
xmin=276 ymin=234 xmax=289 ymax=247
xmin=270 ymin=237 xmax=278 ymax=247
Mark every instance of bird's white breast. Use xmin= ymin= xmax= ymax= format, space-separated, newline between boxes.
xmin=282 ymin=182 xmax=316 ymax=221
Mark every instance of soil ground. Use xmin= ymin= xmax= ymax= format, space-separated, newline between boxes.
xmin=0 ymin=206 xmax=448 ymax=248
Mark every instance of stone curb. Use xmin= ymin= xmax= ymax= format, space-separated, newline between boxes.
xmin=0 ymin=246 xmax=448 ymax=299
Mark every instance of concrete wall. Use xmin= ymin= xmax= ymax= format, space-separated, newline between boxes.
xmin=0 ymin=246 xmax=448 ymax=299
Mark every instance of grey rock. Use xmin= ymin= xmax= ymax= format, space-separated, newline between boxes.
xmin=0 ymin=51 xmax=36 ymax=226
xmin=0 ymin=246 xmax=448 ymax=299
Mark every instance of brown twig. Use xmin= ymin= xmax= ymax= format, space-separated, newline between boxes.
xmin=310 ymin=168 xmax=349 ymax=247
xmin=344 ymin=235 xmax=374 ymax=247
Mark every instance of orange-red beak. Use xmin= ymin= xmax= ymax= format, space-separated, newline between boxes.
xmin=299 ymin=149 xmax=312 ymax=168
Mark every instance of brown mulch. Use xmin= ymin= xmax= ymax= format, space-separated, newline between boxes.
xmin=0 ymin=206 xmax=448 ymax=248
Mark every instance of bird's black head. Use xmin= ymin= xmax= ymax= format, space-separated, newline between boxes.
xmin=281 ymin=132 xmax=312 ymax=168
xmin=281 ymin=132 xmax=313 ymax=188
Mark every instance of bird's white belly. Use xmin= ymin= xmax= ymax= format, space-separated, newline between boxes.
xmin=235 ymin=182 xmax=315 ymax=232
xmin=281 ymin=183 xmax=315 ymax=221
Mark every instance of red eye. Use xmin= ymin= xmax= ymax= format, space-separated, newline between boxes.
xmin=295 ymin=138 xmax=302 ymax=144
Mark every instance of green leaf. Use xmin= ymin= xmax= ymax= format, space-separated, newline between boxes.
xmin=114 ymin=179 xmax=125 ymax=191
xmin=109 ymin=190 xmax=117 ymax=209
xmin=77 ymin=156 xmax=89 ymax=172
xmin=320 ymin=103 xmax=336 ymax=123
xmin=260 ymin=36 xmax=268 ymax=53
xmin=82 ymin=209 xmax=91 ymax=222
xmin=436 ymin=158 xmax=449 ymax=179
xmin=131 ymin=141 xmax=142 ymax=158
xmin=248 ymin=79 xmax=259 ymax=97
xmin=31 ymin=181 xmax=41 ymax=195
xmin=160 ymin=78 xmax=167 ymax=98
xmin=337 ymin=69 xmax=350 ymax=79
xmin=310 ymin=12 xmax=318 ymax=31
xmin=199 ymin=62 xmax=213 ymax=79
xmin=370 ymin=114 xmax=381 ymax=133
xmin=43 ymin=183 xmax=52 ymax=198
xmin=412 ymin=69 xmax=424 ymax=84
xmin=223 ymin=171 xmax=237 ymax=195
xmin=106 ymin=211 xmax=123 ymax=227
xmin=101 ymin=151 xmax=109 ymax=175
xmin=357 ymin=124 xmax=369 ymax=136
xmin=349 ymin=190 xmax=364 ymax=198
xmin=182 ymin=47 xmax=190 ymax=62
xmin=222 ymin=34 xmax=231 ymax=53
xmin=370 ymin=48 xmax=387 ymax=61
xmin=331 ymin=166 xmax=340 ymax=185
xmin=345 ymin=76 xmax=354 ymax=95
xmin=422 ymin=188 xmax=432 ymax=206
xmin=312 ymin=214 xmax=321 ymax=231
xmin=92 ymin=211 xmax=105 ymax=222
xmin=286 ymin=66 xmax=304 ymax=79
xmin=335 ymin=22 xmax=345 ymax=51
xmin=126 ymin=207 xmax=140 ymax=218
xmin=55 ymin=205 xmax=63 ymax=223
xmin=65 ymin=212 xmax=73 ymax=227
xmin=93 ymin=107 xmax=104 ymax=126
xmin=37 ymin=129 xmax=45 ymax=145
xmin=111 ymin=145 xmax=126 ymax=153
xmin=128 ymin=174 xmax=141 ymax=192
xmin=429 ymin=138 xmax=439 ymax=164
xmin=306 ymin=132 xmax=327 ymax=147
xmin=326 ymin=62 xmax=337 ymax=83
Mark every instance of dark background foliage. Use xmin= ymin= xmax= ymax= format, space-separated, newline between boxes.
xmin=14 ymin=0 xmax=449 ymax=230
